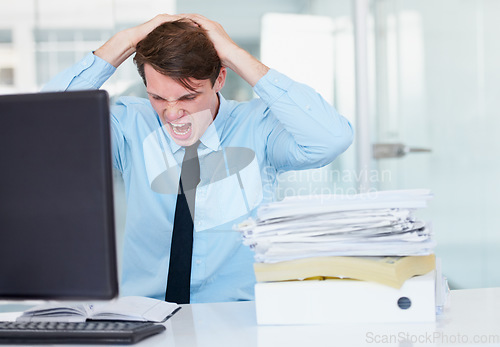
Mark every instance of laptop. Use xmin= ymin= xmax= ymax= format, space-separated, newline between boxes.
xmin=0 ymin=90 xmax=165 ymax=344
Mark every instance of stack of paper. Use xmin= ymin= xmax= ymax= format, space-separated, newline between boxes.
xmin=238 ymin=189 xmax=435 ymax=263
xmin=237 ymin=189 xmax=441 ymax=324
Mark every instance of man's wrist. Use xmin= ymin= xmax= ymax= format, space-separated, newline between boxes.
xmin=225 ymin=48 xmax=270 ymax=87
xmin=94 ymin=30 xmax=136 ymax=68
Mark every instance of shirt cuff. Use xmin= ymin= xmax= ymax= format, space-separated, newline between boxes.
xmin=253 ymin=69 xmax=294 ymax=107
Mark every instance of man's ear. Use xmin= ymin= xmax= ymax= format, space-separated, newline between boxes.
xmin=213 ymin=67 xmax=227 ymax=93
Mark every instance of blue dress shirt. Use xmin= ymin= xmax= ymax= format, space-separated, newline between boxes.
xmin=43 ymin=53 xmax=353 ymax=303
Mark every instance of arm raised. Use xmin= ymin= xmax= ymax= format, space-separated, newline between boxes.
xmin=183 ymin=13 xmax=269 ymax=87
xmin=95 ymin=14 xmax=181 ymax=68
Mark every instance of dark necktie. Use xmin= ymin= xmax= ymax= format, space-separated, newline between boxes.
xmin=165 ymin=142 xmax=200 ymax=303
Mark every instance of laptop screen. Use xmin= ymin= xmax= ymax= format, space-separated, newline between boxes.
xmin=0 ymin=90 xmax=118 ymax=300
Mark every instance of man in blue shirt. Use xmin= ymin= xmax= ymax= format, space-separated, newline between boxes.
xmin=43 ymin=14 xmax=353 ymax=303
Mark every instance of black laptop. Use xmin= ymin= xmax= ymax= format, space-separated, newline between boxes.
xmin=0 ymin=91 xmax=165 ymax=344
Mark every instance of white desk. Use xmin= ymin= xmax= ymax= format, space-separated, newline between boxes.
xmin=145 ymin=288 xmax=500 ymax=347
xmin=1 ymin=288 xmax=499 ymax=346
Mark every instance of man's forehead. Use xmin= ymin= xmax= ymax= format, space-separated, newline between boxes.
xmin=144 ymin=64 xmax=210 ymax=93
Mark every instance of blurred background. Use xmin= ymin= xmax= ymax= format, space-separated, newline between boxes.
xmin=1 ymin=0 xmax=499 ymax=290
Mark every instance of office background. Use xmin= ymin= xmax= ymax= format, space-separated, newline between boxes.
xmin=1 ymin=0 xmax=499 ymax=290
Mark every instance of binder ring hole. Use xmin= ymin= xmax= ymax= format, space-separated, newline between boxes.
xmin=397 ymin=297 xmax=412 ymax=310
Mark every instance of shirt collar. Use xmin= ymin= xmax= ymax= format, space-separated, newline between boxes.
xmin=162 ymin=92 xmax=229 ymax=154
xmin=202 ymin=93 xmax=229 ymax=151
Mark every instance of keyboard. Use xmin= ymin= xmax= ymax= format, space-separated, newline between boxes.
xmin=0 ymin=320 xmax=166 ymax=344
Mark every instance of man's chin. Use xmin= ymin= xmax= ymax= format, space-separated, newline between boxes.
xmin=171 ymin=136 xmax=199 ymax=147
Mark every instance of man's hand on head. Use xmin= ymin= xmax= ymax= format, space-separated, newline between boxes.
xmin=127 ymin=14 xmax=183 ymax=50
xmin=182 ymin=13 xmax=270 ymax=87
xmin=181 ymin=14 xmax=240 ymax=68
xmin=95 ymin=13 xmax=269 ymax=87
xmin=94 ymin=13 xmax=182 ymax=68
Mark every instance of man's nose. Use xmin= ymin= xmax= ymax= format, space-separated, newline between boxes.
xmin=163 ymin=104 xmax=184 ymax=122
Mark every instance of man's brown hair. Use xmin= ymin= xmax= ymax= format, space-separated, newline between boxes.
xmin=134 ymin=19 xmax=222 ymax=91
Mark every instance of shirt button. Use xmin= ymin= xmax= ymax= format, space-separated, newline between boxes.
xmin=274 ymin=79 xmax=279 ymax=83
xmin=195 ymin=260 xmax=202 ymax=265
xmin=305 ymin=105 xmax=311 ymax=111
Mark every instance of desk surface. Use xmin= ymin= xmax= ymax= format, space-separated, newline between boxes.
xmin=1 ymin=288 xmax=499 ymax=346
xmin=158 ymin=288 xmax=500 ymax=347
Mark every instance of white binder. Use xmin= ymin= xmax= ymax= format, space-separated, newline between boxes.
xmin=255 ymin=270 xmax=436 ymax=325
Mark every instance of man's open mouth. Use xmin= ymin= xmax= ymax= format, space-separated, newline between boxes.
xmin=170 ymin=122 xmax=191 ymax=135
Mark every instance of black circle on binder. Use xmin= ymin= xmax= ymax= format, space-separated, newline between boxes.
xmin=397 ymin=297 xmax=412 ymax=310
